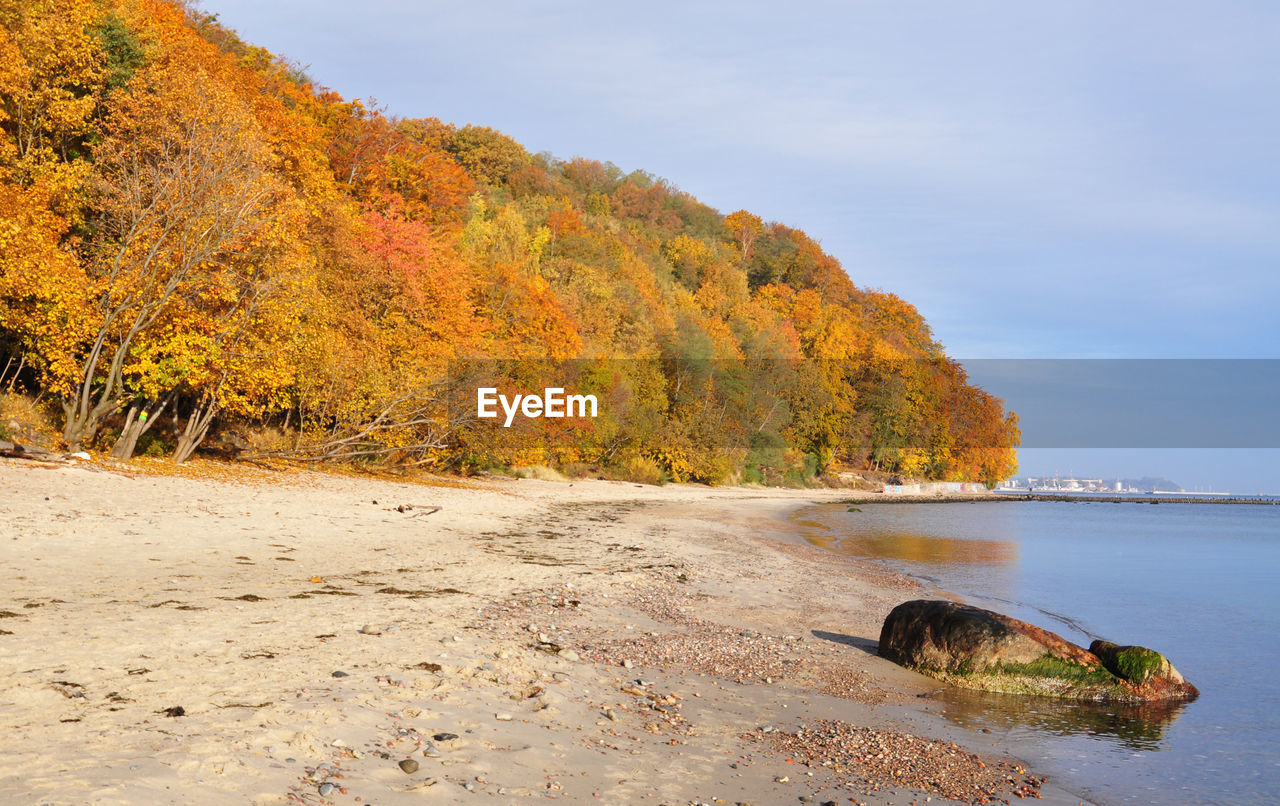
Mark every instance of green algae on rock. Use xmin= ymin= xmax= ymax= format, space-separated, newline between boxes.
xmin=878 ymin=600 xmax=1199 ymax=703
xmin=1087 ymin=639 xmax=1197 ymax=700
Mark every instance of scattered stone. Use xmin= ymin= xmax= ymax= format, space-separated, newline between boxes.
xmin=398 ymin=758 xmax=419 ymax=774
xmin=331 ymin=670 xmax=349 ymax=678
xmin=160 ymin=706 xmax=185 ymax=717
xmin=359 ymin=624 xmax=382 ymax=635
xmin=421 ymin=742 xmax=441 ymax=757
xmin=495 ymin=712 xmax=513 ymax=721
xmin=433 ymin=732 xmax=459 ymax=742
xmin=318 ymin=782 xmax=335 ymax=796
xmin=557 ymin=649 xmax=581 ymax=662
xmin=764 ymin=719 xmax=1045 ymax=804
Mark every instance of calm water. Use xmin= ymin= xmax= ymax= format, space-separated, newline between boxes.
xmin=797 ymin=501 xmax=1280 ymax=806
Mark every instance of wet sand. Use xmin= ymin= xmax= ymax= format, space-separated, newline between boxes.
xmin=0 ymin=459 xmax=1090 ymax=805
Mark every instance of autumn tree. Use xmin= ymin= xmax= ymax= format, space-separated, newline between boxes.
xmin=0 ymin=181 xmax=90 ymax=393
xmin=723 ymin=209 xmax=763 ymax=263
xmin=0 ymin=0 xmax=104 ymax=179
xmin=448 ymin=124 xmax=531 ymax=187
xmin=62 ymin=65 xmax=291 ymax=450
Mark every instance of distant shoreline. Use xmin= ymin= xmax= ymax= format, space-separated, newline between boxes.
xmin=857 ymin=491 xmax=1280 ymax=505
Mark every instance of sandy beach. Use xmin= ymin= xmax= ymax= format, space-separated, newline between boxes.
xmin=0 ymin=459 xmax=1088 ymax=806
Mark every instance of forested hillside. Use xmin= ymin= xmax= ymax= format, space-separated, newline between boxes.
xmin=0 ymin=0 xmax=1018 ymax=484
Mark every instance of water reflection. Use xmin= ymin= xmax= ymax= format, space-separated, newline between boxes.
xmin=936 ymin=686 xmax=1191 ymax=752
xmin=807 ymin=530 xmax=1019 ymax=566
xmin=795 ymin=503 xmax=1190 ymax=756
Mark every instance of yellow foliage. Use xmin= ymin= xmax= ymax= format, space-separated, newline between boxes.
xmin=0 ymin=181 xmax=91 ymax=393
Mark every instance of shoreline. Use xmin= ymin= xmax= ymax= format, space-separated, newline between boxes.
xmin=0 ymin=460 xmax=1089 ymax=805
xmin=864 ymin=492 xmax=1278 ymax=505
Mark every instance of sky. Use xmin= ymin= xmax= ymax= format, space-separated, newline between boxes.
xmin=199 ymin=0 xmax=1280 ymax=492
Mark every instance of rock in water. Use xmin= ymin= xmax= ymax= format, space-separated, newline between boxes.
xmin=1089 ymin=640 xmax=1198 ymax=699
xmin=879 ymin=599 xmax=1098 ymax=672
xmin=878 ymin=599 xmax=1197 ymax=703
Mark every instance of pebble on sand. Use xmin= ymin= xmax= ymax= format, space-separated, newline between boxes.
xmin=398 ymin=758 xmax=419 ymax=774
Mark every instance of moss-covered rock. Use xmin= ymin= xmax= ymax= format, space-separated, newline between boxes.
xmin=1088 ymin=640 xmax=1197 ymax=700
xmin=1090 ymin=641 xmax=1160 ymax=682
xmin=878 ymin=600 xmax=1198 ymax=703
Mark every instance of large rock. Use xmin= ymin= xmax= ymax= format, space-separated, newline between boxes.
xmin=878 ymin=600 xmax=1198 ymax=702
xmin=879 ymin=599 xmax=1098 ymax=673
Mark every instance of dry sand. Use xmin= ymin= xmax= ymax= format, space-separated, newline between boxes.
xmin=0 ymin=459 xmax=1091 ymax=806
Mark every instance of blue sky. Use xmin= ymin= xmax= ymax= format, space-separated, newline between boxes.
xmin=200 ymin=0 xmax=1280 ymax=491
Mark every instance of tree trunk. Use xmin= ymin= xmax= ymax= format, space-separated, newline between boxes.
xmin=61 ymin=323 xmax=131 ymax=450
xmin=110 ymin=395 xmax=172 ymax=460
xmin=1 ymin=354 xmax=25 ymax=391
xmin=109 ymin=405 xmax=141 ymax=459
xmin=62 ymin=409 xmax=109 ymax=452
xmin=173 ymin=399 xmax=218 ymax=464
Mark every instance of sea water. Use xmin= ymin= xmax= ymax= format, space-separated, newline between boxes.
xmin=798 ymin=500 xmax=1280 ymax=806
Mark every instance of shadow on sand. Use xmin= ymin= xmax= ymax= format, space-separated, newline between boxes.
xmin=811 ymin=629 xmax=880 ymax=656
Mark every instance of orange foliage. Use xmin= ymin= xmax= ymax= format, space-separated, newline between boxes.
xmin=0 ymin=0 xmax=1019 ymax=480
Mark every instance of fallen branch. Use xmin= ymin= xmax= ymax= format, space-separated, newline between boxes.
xmin=0 ymin=441 xmax=54 ymax=461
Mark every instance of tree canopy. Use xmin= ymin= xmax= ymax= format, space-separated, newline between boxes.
xmin=0 ymin=0 xmax=1018 ymax=483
